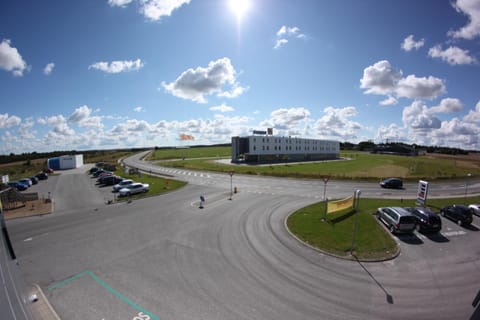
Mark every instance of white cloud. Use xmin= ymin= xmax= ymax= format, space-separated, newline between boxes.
xmin=448 ymin=0 xmax=480 ymax=39
xmin=396 ymin=75 xmax=446 ymax=99
xmin=274 ymin=25 xmax=306 ymax=49
xmin=463 ymin=100 xmax=480 ymax=123
xmin=38 ymin=115 xmax=75 ymax=136
xmin=314 ymin=106 xmax=362 ymax=140
xmin=375 ymin=124 xmax=405 ymax=143
xmin=430 ymin=98 xmax=463 ymax=113
xmin=108 ymin=0 xmax=134 ymax=7
xmin=361 ymin=60 xmax=446 ymax=100
xmin=379 ymin=96 xmax=398 ymax=106
xmin=260 ymin=107 xmax=311 ymax=130
xmin=88 ymin=59 xmax=144 ymax=73
xmin=0 ymin=113 xmax=21 ymax=128
xmin=360 ymin=60 xmax=402 ymax=95
xmin=133 ymin=106 xmax=145 ymax=112
xmin=402 ymin=101 xmax=441 ymax=132
xmin=43 ymin=62 xmax=55 ymax=75
xmin=210 ymin=103 xmax=235 ymax=112
xmin=140 ymin=0 xmax=191 ymax=21
xmin=428 ymin=45 xmax=477 ymax=65
xmin=274 ymin=39 xmax=288 ymax=50
xmin=217 ymin=84 xmax=248 ymax=98
xmin=0 ymin=39 xmax=29 ymax=77
xmin=162 ymin=57 xmax=245 ymax=103
xmin=401 ymin=34 xmax=425 ymax=51
xmin=67 ymin=105 xmax=103 ymax=129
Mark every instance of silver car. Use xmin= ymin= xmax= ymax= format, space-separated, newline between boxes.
xmin=112 ymin=179 xmax=134 ymax=192
xmin=119 ymin=183 xmax=149 ymax=197
xmin=376 ymin=207 xmax=417 ymax=234
xmin=468 ymin=204 xmax=480 ymax=216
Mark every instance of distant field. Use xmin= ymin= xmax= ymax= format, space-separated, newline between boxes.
xmin=152 ymin=146 xmax=480 ymax=180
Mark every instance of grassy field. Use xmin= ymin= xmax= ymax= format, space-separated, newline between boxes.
xmin=112 ymin=167 xmax=187 ymax=201
xmin=287 ymin=195 xmax=480 ymax=260
xmin=153 ymin=146 xmax=480 ymax=180
xmin=148 ymin=146 xmax=230 ymax=160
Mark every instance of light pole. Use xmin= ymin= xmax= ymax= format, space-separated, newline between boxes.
xmin=350 ymin=190 xmax=361 ymax=255
xmin=229 ymin=171 xmax=234 ymax=200
xmin=322 ymin=176 xmax=330 ymax=221
xmin=465 ymin=173 xmax=472 ymax=203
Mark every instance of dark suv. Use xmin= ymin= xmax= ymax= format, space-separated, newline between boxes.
xmin=376 ymin=207 xmax=417 ymax=234
xmin=405 ymin=207 xmax=442 ymax=233
xmin=440 ymin=205 xmax=473 ymax=226
xmin=380 ymin=178 xmax=403 ymax=189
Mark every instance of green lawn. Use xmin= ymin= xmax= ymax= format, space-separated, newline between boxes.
xmin=287 ymin=196 xmax=480 ymax=260
xmin=147 ymin=146 xmax=230 ymax=160
xmin=156 ymin=150 xmax=480 ymax=180
xmin=112 ymin=168 xmax=187 ymax=201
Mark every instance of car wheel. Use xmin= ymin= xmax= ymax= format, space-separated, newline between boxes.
xmin=389 ymin=225 xmax=395 ymax=233
xmin=441 ymin=211 xmax=445 ymax=217
xmin=457 ymin=219 xmax=462 ymax=226
xmin=415 ymin=224 xmax=421 ymax=232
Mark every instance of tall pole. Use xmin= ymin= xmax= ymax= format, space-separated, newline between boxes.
xmin=465 ymin=173 xmax=472 ymax=203
xmin=351 ymin=190 xmax=361 ymax=255
xmin=229 ymin=171 xmax=234 ymax=200
xmin=322 ymin=176 xmax=330 ymax=221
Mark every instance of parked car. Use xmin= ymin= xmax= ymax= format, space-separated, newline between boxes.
xmin=440 ymin=205 xmax=473 ymax=226
xmin=96 ymin=172 xmax=113 ymax=181
xmin=100 ymin=176 xmax=123 ymax=186
xmin=29 ymin=176 xmax=39 ymax=185
xmin=89 ymin=167 xmax=100 ymax=174
xmin=19 ymin=178 xmax=32 ymax=187
xmin=380 ymin=178 xmax=403 ymax=189
xmin=7 ymin=181 xmax=28 ymax=191
xmin=35 ymin=172 xmax=48 ymax=180
xmin=469 ymin=204 xmax=480 ymax=216
xmin=119 ymin=183 xmax=149 ymax=197
xmin=113 ymin=179 xmax=134 ymax=192
xmin=93 ymin=170 xmax=111 ymax=178
xmin=376 ymin=207 xmax=417 ymax=234
xmin=405 ymin=207 xmax=442 ymax=233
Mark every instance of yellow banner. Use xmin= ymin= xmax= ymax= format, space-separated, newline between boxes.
xmin=327 ymin=195 xmax=354 ymax=214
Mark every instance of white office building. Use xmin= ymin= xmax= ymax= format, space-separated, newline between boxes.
xmin=232 ymin=134 xmax=339 ymax=163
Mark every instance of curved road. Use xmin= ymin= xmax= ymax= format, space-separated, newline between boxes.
xmin=6 ymin=151 xmax=480 ymax=320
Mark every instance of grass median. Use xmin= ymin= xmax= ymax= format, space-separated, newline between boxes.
xmin=112 ymin=169 xmax=187 ymax=201
xmin=287 ymin=196 xmax=480 ymax=260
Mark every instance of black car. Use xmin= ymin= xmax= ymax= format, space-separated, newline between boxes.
xmin=35 ymin=172 xmax=48 ymax=180
xmin=100 ymin=175 xmax=123 ymax=186
xmin=89 ymin=167 xmax=100 ymax=174
xmin=29 ymin=176 xmax=39 ymax=185
xmin=380 ymin=178 xmax=403 ymax=189
xmin=405 ymin=207 xmax=442 ymax=233
xmin=440 ymin=205 xmax=473 ymax=226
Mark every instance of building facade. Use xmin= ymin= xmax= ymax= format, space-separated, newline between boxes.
xmin=232 ymin=135 xmax=339 ymax=163
xmin=47 ymin=154 xmax=84 ymax=170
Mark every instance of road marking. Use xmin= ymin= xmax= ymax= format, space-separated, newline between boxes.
xmin=442 ymin=230 xmax=467 ymax=237
xmin=48 ymin=270 xmax=159 ymax=320
xmin=23 ymin=237 xmax=33 ymax=242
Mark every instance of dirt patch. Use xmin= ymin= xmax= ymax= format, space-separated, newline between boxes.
xmin=3 ymin=199 xmax=53 ymax=220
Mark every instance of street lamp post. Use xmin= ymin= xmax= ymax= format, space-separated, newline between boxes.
xmin=465 ymin=173 xmax=472 ymax=203
xmin=350 ymin=190 xmax=361 ymax=255
xmin=229 ymin=171 xmax=234 ymax=200
xmin=322 ymin=176 xmax=330 ymax=221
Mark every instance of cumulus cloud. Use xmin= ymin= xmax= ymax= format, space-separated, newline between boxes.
xmin=38 ymin=115 xmax=75 ymax=136
xmin=161 ymin=57 xmax=245 ymax=103
xmin=430 ymin=98 xmax=463 ymax=113
xmin=108 ymin=0 xmax=133 ymax=7
xmin=463 ymin=100 xmax=480 ymax=123
xmin=260 ymin=107 xmax=311 ymax=130
xmin=109 ymin=0 xmax=190 ymax=21
xmin=360 ymin=60 xmax=446 ymax=100
xmin=379 ymin=96 xmax=398 ymax=106
xmin=210 ymin=103 xmax=235 ymax=112
xmin=315 ymin=106 xmax=362 ymax=140
xmin=274 ymin=25 xmax=306 ymax=49
xmin=133 ymin=106 xmax=145 ymax=112
xmin=0 ymin=113 xmax=21 ymax=128
xmin=68 ymin=105 xmax=104 ymax=129
xmin=43 ymin=62 xmax=55 ymax=75
xmin=448 ymin=0 xmax=480 ymax=39
xmin=428 ymin=45 xmax=477 ymax=65
xmin=375 ymin=123 xmax=405 ymax=143
xmin=88 ymin=59 xmax=144 ymax=73
xmin=401 ymin=34 xmax=425 ymax=51
xmin=0 ymin=39 xmax=29 ymax=77
xmin=402 ymin=101 xmax=442 ymax=132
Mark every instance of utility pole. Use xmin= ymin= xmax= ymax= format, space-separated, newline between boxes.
xmin=350 ymin=190 xmax=362 ymax=255
xmin=229 ymin=171 xmax=234 ymax=200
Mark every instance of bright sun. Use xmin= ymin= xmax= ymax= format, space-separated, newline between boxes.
xmin=229 ymin=0 xmax=250 ymax=21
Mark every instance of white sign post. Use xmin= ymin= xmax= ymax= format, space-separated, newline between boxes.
xmin=417 ymin=180 xmax=429 ymax=206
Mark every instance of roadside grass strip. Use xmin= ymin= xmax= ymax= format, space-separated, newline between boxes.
xmin=48 ymin=270 xmax=159 ymax=320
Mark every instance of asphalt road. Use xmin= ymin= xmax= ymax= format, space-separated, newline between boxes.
xmin=5 ymin=153 xmax=480 ymax=320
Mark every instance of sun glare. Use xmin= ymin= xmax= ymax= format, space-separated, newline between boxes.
xmin=229 ymin=0 xmax=250 ymax=21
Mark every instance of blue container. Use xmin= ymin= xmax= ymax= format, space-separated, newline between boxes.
xmin=47 ymin=157 xmax=61 ymax=170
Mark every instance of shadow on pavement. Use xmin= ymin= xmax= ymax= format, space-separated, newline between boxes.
xmin=353 ymin=255 xmax=394 ymax=305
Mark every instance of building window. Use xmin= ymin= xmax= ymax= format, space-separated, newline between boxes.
xmin=253 ymin=146 xmax=256 ymax=151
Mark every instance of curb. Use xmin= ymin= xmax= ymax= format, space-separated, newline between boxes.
xmin=283 ymin=212 xmax=401 ymax=263
xmin=33 ymin=283 xmax=61 ymax=320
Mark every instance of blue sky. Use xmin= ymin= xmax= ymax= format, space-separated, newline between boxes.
xmin=1 ymin=0 xmax=480 ymax=154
